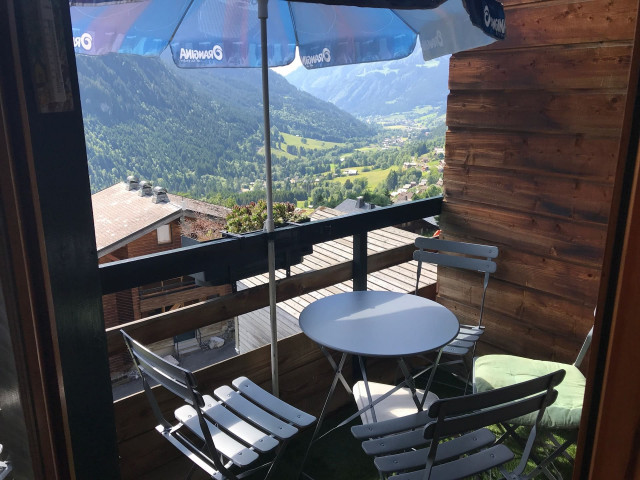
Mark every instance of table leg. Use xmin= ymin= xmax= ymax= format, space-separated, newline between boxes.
xmin=357 ymin=355 xmax=377 ymax=423
xmin=321 ymin=346 xmax=352 ymax=395
xmin=421 ymin=348 xmax=443 ymax=409
xmin=398 ymin=357 xmax=423 ymax=411
xmin=298 ymin=352 xmax=348 ymax=477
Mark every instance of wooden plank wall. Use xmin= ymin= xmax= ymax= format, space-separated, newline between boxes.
xmin=440 ymin=0 xmax=637 ymax=362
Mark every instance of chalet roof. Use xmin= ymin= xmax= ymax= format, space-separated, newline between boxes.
xmin=167 ymin=194 xmax=231 ymax=219
xmin=237 ymin=206 xmax=436 ymax=353
xmin=92 ymin=182 xmax=182 ymax=258
xmin=334 ymin=198 xmax=376 ymax=213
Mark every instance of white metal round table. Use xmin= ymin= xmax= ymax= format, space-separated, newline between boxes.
xmin=298 ymin=291 xmax=460 ymax=466
xmin=299 ymin=290 xmax=459 ymax=357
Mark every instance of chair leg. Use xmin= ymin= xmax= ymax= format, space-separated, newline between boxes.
xmin=184 ymin=462 xmax=198 ymax=480
xmin=263 ymin=439 xmax=291 ymax=480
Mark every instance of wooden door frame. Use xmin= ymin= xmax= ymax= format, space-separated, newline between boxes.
xmin=573 ymin=9 xmax=640 ymax=479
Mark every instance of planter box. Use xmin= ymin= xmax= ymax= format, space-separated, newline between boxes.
xmin=181 ymin=227 xmax=312 ymax=286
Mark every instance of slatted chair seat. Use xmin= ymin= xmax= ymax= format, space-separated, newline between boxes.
xmin=0 ymin=444 xmax=11 ymax=480
xmin=176 ymin=404 xmax=261 ymax=466
xmin=387 ymin=445 xmax=515 ymax=480
xmin=201 ymin=396 xmax=280 ymax=452
xmin=353 ymin=370 xmax=566 ymax=480
xmin=121 ymin=330 xmax=316 ymax=480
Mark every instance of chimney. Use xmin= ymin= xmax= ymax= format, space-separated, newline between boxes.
xmin=152 ymin=186 xmax=168 ymax=204
xmin=126 ymin=175 xmax=139 ymax=191
xmin=356 ymin=196 xmax=364 ymax=208
xmin=138 ymin=181 xmax=152 ymax=196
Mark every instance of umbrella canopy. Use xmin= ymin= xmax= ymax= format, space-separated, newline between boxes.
xmin=69 ymin=0 xmax=505 ymax=395
xmin=71 ymin=0 xmax=505 ymax=68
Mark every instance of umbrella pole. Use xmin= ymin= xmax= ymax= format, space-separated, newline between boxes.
xmin=258 ymin=0 xmax=279 ymax=397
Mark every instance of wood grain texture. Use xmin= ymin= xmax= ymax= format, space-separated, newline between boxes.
xmin=441 ymin=201 xmax=608 ymax=265
xmin=486 ymin=0 xmax=636 ymax=49
xmin=447 ymin=91 xmax=626 ymax=136
xmin=450 ymin=44 xmax=632 ymax=91
xmin=445 ymin=130 xmax=619 ymax=182
xmin=440 ymin=0 xmax=636 ymax=364
xmin=444 ymin=166 xmax=613 ymax=222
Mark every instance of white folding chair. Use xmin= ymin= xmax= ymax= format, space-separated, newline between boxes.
xmin=0 ymin=443 xmax=11 ymax=480
xmin=121 ymin=330 xmax=315 ymax=480
xmin=414 ymin=237 xmax=499 ymax=390
xmin=351 ymin=237 xmax=498 ymax=425
xmin=352 ymin=369 xmax=565 ymax=480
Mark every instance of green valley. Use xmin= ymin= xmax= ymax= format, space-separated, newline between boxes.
xmin=77 ymin=53 xmax=446 ymax=210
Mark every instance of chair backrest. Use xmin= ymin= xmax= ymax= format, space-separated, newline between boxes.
xmin=422 ymin=369 xmax=566 ymax=478
xmin=574 ymin=326 xmax=594 ymax=368
xmin=122 ymin=329 xmax=203 ymax=408
xmin=121 ymin=330 xmax=229 ymax=474
xmin=414 ymin=237 xmax=498 ymax=326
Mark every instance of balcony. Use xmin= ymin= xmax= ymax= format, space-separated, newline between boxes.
xmin=1 ymin=0 xmax=639 ymax=479
xmin=107 ymin=198 xmax=443 ymax=478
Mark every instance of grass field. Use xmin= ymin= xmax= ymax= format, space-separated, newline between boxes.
xmin=268 ymin=133 xmax=345 ymax=160
xmin=332 ymin=166 xmax=399 ymax=188
xmin=281 ymin=133 xmax=343 ymax=150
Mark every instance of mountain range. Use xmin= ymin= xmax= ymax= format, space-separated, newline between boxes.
xmin=286 ymin=49 xmax=450 ymax=117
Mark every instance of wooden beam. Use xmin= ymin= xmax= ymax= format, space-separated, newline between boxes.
xmin=447 ymin=91 xmax=626 ymax=137
xmin=575 ymin=8 xmax=640 ymax=478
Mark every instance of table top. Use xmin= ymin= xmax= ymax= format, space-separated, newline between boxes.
xmin=299 ymin=291 xmax=459 ymax=357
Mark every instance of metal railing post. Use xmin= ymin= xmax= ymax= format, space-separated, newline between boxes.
xmin=353 ymin=232 xmax=367 ymax=291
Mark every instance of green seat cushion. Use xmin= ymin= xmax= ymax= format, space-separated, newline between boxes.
xmin=474 ymin=355 xmax=585 ymax=430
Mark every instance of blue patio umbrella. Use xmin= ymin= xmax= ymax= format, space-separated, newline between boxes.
xmin=69 ymin=0 xmax=505 ymax=395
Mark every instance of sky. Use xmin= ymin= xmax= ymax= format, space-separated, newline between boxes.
xmin=271 ymin=48 xmax=302 ymax=76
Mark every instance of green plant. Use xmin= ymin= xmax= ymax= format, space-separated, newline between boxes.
xmin=225 ymin=199 xmax=309 ymax=234
xmin=180 ymin=213 xmax=225 ymax=241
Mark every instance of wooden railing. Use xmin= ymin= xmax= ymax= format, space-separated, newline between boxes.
xmin=103 ymin=198 xmax=442 ymax=348
xmin=106 ymin=197 xmax=443 ymax=479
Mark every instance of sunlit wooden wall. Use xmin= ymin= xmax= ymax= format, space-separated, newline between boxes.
xmin=439 ymin=0 xmax=638 ymax=361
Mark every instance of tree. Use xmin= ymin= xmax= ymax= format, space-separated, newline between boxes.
xmin=344 ymin=179 xmax=353 ymax=190
xmin=385 ymin=169 xmax=399 ymax=191
xmin=427 ymin=166 xmax=440 ymax=185
xmin=426 ymin=184 xmax=442 ymax=197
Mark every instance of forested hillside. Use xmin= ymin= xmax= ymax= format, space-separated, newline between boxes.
xmin=77 ymin=55 xmax=374 ymax=195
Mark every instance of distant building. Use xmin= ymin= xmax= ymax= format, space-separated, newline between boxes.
xmin=394 ymin=191 xmax=414 ymax=203
xmin=334 ymin=196 xmax=376 ymax=213
xmin=345 ymin=169 xmax=358 ymax=176
xmin=93 ymin=179 xmax=232 ymax=380
xmin=434 ymin=147 xmax=445 ymax=155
